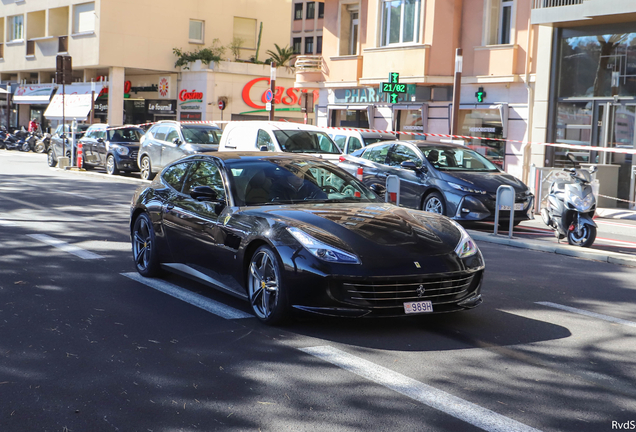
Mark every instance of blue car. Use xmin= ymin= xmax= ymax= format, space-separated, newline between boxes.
xmin=338 ymin=140 xmax=534 ymax=224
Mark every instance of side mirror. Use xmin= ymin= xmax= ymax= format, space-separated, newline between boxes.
xmin=190 ymin=185 xmax=218 ymax=202
xmin=97 ymin=138 xmax=104 ymax=143
xmin=566 ymin=152 xmax=577 ymax=167
xmin=589 ymin=165 xmax=598 ymax=173
xmin=173 ymin=137 xmax=182 ymax=145
xmin=400 ymin=160 xmax=421 ymax=171
xmin=259 ymin=145 xmax=269 ymax=151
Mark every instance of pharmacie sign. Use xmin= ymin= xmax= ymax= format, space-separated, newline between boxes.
xmin=242 ymin=77 xmax=318 ymax=111
xmin=179 ymin=89 xmax=204 ymax=111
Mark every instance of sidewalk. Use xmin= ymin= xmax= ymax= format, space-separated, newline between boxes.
xmin=595 ymin=208 xmax=636 ymax=221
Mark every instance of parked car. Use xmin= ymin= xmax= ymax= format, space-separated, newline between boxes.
xmin=46 ymin=124 xmax=90 ymax=168
xmin=79 ymin=124 xmax=145 ymax=175
xmin=137 ymin=120 xmax=222 ymax=180
xmin=129 ymin=152 xmax=484 ymax=324
xmin=338 ymin=140 xmax=534 ymax=224
xmin=218 ymin=121 xmax=342 ymax=162
xmin=328 ymin=129 xmax=397 ymax=154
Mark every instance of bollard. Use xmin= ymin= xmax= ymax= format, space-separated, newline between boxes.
xmin=494 ymin=185 xmax=515 ymax=238
xmin=385 ymin=175 xmax=400 ymax=206
xmin=356 ymin=167 xmax=363 ymax=181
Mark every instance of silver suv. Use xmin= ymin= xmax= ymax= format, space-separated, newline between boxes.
xmin=137 ymin=120 xmax=222 ymax=180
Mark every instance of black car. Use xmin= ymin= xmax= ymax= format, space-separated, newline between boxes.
xmin=79 ymin=124 xmax=144 ymax=175
xmin=47 ymin=124 xmax=90 ymax=167
xmin=137 ymin=120 xmax=222 ymax=181
xmin=129 ymin=153 xmax=484 ymax=324
xmin=338 ymin=141 xmax=534 ymax=225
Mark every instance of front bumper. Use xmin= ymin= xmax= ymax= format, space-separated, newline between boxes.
xmin=452 ymin=192 xmax=534 ymax=222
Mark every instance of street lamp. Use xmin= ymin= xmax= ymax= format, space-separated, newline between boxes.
xmin=451 ymin=48 xmax=463 ymax=137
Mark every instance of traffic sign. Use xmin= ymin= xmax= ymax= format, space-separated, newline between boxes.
xmin=218 ymin=100 xmax=226 ymax=111
xmin=264 ymin=89 xmax=273 ymax=103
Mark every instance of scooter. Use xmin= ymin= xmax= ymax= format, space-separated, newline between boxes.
xmin=34 ymin=132 xmax=51 ymax=153
xmin=541 ymin=153 xmax=598 ymax=247
xmin=18 ymin=132 xmax=38 ymax=152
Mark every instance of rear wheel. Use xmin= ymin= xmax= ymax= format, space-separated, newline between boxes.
xmin=132 ymin=213 xmax=162 ymax=277
xmin=106 ymin=155 xmax=119 ymax=175
xmin=20 ymin=142 xmax=30 ymax=152
xmin=423 ymin=192 xmax=446 ymax=215
xmin=247 ymin=246 xmax=288 ymax=325
xmin=34 ymin=141 xmax=46 ymax=153
xmin=140 ymin=156 xmax=155 ymax=181
xmin=567 ymin=224 xmax=596 ymax=248
xmin=47 ymin=149 xmax=57 ymax=167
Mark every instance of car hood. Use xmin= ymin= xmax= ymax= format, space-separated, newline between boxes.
xmin=245 ymin=203 xmax=466 ymax=274
xmin=439 ymin=170 xmax=528 ymax=192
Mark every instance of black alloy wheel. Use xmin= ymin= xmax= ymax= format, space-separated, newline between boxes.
xmin=248 ymin=245 xmax=288 ymax=324
xmin=140 ymin=156 xmax=155 ymax=181
xmin=106 ymin=154 xmax=119 ymax=175
xmin=567 ymin=224 xmax=597 ymax=248
xmin=423 ymin=192 xmax=446 ymax=215
xmin=47 ymin=149 xmax=57 ymax=167
xmin=132 ymin=213 xmax=161 ymax=277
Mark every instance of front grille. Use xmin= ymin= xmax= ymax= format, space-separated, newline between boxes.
xmin=338 ymin=273 xmax=477 ymax=309
xmin=129 ymin=150 xmax=138 ymax=161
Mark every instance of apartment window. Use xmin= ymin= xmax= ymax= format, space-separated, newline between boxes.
xmin=339 ymin=4 xmax=359 ymax=56
xmin=485 ymin=0 xmax=514 ymax=45
xmin=293 ymin=37 xmax=302 ymax=54
xmin=234 ymin=17 xmax=257 ymax=49
xmin=318 ymin=2 xmax=325 ymax=18
xmin=294 ymin=3 xmax=303 ymax=20
xmin=381 ymin=0 xmax=421 ymax=46
xmin=305 ymin=37 xmax=314 ymax=54
xmin=498 ymin=0 xmax=513 ymax=44
xmin=9 ymin=15 xmax=24 ymax=41
xmin=73 ymin=2 xmax=95 ymax=34
xmin=307 ymin=2 xmax=316 ymax=19
xmin=316 ymin=36 xmax=323 ymax=54
xmin=189 ymin=19 xmax=204 ymax=43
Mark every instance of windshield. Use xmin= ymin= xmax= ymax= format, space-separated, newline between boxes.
xmin=418 ymin=145 xmax=499 ymax=172
xmin=273 ymin=130 xmax=340 ymax=154
xmin=181 ymin=125 xmax=221 ymax=145
xmin=107 ymin=128 xmax=143 ymax=142
xmin=227 ymin=158 xmax=381 ymax=206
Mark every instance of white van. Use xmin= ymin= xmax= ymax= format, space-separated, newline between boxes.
xmin=328 ymin=129 xmax=397 ymax=154
xmin=218 ymin=121 xmax=342 ymax=161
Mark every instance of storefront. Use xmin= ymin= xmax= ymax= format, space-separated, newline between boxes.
xmin=11 ymin=84 xmax=57 ymax=131
xmin=549 ymin=22 xmax=636 ymax=208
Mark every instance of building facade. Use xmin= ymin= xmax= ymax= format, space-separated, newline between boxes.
xmin=530 ymin=0 xmax=636 ymax=209
xmin=1 ymin=0 xmax=308 ymax=131
xmin=294 ymin=0 xmax=538 ymax=180
xmin=291 ymin=1 xmax=325 ymax=57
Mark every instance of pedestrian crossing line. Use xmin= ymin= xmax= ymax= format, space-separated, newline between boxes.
xmin=0 ymin=219 xmax=17 ymax=227
xmin=300 ymin=346 xmax=543 ymax=432
xmin=536 ymin=302 xmax=636 ymax=328
xmin=27 ymin=233 xmax=103 ymax=260
xmin=121 ymin=272 xmax=253 ymax=320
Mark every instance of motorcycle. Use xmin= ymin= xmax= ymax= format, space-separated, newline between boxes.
xmin=541 ymin=153 xmax=598 ymax=247
xmin=3 ymin=129 xmax=27 ymax=151
xmin=18 ymin=132 xmax=38 ymax=152
xmin=0 ymin=127 xmax=7 ymax=149
xmin=34 ymin=132 xmax=51 ymax=153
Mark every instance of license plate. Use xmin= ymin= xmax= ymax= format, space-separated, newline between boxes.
xmin=499 ymin=203 xmax=524 ymax=211
xmin=404 ymin=300 xmax=433 ymax=314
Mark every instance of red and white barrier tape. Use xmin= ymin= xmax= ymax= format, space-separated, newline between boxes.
xmin=598 ymin=194 xmax=636 ymax=205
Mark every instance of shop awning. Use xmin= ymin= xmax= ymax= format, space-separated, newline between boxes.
xmin=0 ymin=88 xmax=8 ymax=94
xmin=44 ymin=92 xmax=100 ymax=121
xmin=13 ymin=84 xmax=57 ymax=104
xmin=59 ymin=83 xmax=104 ymax=95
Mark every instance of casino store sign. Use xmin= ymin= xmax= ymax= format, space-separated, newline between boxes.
xmin=242 ymin=78 xmax=319 ymax=112
xmin=179 ymin=89 xmax=204 ymax=111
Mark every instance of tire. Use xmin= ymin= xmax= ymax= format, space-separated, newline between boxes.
xmin=423 ymin=192 xmax=446 ymax=215
xmin=34 ymin=142 xmax=46 ymax=153
xmin=47 ymin=149 xmax=57 ymax=167
xmin=20 ymin=142 xmax=30 ymax=152
xmin=106 ymin=154 xmax=119 ymax=175
xmin=567 ymin=224 xmax=596 ymax=248
xmin=140 ymin=156 xmax=155 ymax=181
xmin=132 ymin=213 xmax=162 ymax=277
xmin=247 ymin=245 xmax=288 ymax=325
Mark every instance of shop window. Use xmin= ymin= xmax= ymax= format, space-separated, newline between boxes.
xmin=293 ymin=37 xmax=302 ymax=54
xmin=380 ymin=0 xmax=421 ymax=46
xmin=318 ymin=2 xmax=325 ymax=18
xmin=8 ymin=15 xmax=24 ymax=41
xmin=305 ymin=37 xmax=314 ymax=54
xmin=294 ymin=3 xmax=303 ymax=20
xmin=189 ymin=19 xmax=204 ymax=44
xmin=316 ymin=36 xmax=323 ymax=54
xmin=484 ymin=0 xmax=514 ymax=45
xmin=73 ymin=2 xmax=95 ymax=34
xmin=457 ymin=108 xmax=506 ymax=169
xmin=233 ymin=17 xmax=257 ymax=49
xmin=307 ymin=2 xmax=316 ymax=19
xmin=339 ymin=4 xmax=359 ymax=56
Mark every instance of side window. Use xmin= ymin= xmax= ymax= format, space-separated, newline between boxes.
xmin=361 ymin=144 xmax=392 ymax=165
xmin=182 ymin=161 xmax=226 ymax=199
xmin=388 ymin=145 xmax=422 ymax=167
xmin=165 ymin=127 xmax=179 ymax=143
xmin=332 ymin=135 xmax=347 ymax=151
xmin=162 ymin=162 xmax=191 ymax=192
xmin=152 ymin=126 xmax=167 ymax=141
xmin=83 ymin=129 xmax=94 ymax=139
xmin=347 ymin=137 xmax=363 ymax=154
xmin=257 ymin=130 xmax=276 ymax=151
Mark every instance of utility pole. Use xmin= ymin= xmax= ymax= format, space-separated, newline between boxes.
xmin=269 ymin=62 xmax=276 ymax=121
xmin=450 ymin=48 xmax=462 ymax=137
xmin=90 ymin=79 xmax=95 ymax=125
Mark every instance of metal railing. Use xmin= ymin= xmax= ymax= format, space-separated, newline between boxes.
xmin=532 ymin=0 xmax=585 ymax=8
xmin=294 ymin=55 xmax=323 ymax=72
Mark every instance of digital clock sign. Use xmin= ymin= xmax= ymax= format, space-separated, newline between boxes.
xmin=382 ymin=73 xmax=407 ymax=104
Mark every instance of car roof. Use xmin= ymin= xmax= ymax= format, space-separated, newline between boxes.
xmin=181 ymin=151 xmax=335 ymax=163
xmin=155 ymin=120 xmax=220 ymax=129
xmin=361 ymin=140 xmax=466 ymax=150
xmin=226 ymin=121 xmax=324 ymax=132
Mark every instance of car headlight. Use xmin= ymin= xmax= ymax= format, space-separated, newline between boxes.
xmin=114 ymin=145 xmax=129 ymax=156
xmin=448 ymin=182 xmax=487 ymax=195
xmin=449 ymin=220 xmax=478 ymax=258
xmin=287 ymin=227 xmax=360 ymax=264
xmin=566 ymin=190 xmax=594 ymax=212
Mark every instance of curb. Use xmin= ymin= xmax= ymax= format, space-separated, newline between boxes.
xmin=53 ymin=166 xmax=149 ymax=186
xmin=468 ymin=231 xmax=636 ymax=268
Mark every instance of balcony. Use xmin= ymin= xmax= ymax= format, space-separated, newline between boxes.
xmin=531 ymin=0 xmax=636 ymax=25
xmin=294 ymin=55 xmax=326 ymax=87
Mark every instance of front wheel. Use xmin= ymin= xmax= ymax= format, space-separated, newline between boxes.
xmin=423 ymin=192 xmax=446 ymax=215
xmin=106 ymin=155 xmax=119 ymax=175
xmin=139 ymin=156 xmax=155 ymax=181
xmin=567 ymin=224 xmax=596 ymax=247
xmin=132 ymin=213 xmax=162 ymax=277
xmin=248 ymin=246 xmax=288 ymax=325
xmin=20 ymin=142 xmax=30 ymax=152
xmin=34 ymin=142 xmax=46 ymax=153
xmin=47 ymin=149 xmax=57 ymax=167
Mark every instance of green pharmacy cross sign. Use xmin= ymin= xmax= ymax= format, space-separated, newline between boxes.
xmin=475 ymin=86 xmax=487 ymax=103
xmin=382 ymin=72 xmax=407 ymax=104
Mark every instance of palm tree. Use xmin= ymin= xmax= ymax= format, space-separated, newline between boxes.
xmin=266 ymin=44 xmax=296 ymax=72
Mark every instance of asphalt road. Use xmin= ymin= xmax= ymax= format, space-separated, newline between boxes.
xmin=1 ymin=150 xmax=635 ymax=432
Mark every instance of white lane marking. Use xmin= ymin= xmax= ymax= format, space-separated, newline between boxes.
xmin=57 ymin=189 xmax=96 ymax=200
xmin=0 ymin=219 xmax=17 ymax=226
xmin=27 ymin=234 xmax=103 ymax=260
xmin=300 ymin=346 xmax=542 ymax=432
xmin=121 ymin=272 xmax=253 ymax=320
xmin=536 ymin=302 xmax=636 ymax=328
